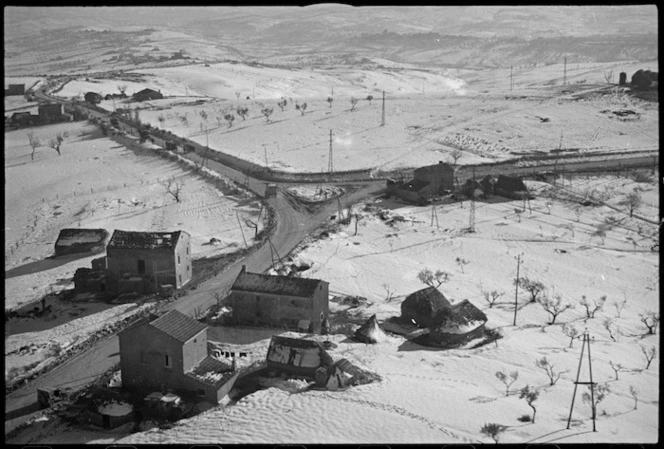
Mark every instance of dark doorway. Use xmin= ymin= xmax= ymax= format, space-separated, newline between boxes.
xmin=138 ymin=260 xmax=145 ymax=275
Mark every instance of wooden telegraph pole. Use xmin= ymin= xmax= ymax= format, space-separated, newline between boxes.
xmin=567 ymin=332 xmax=597 ymax=432
xmin=381 ymin=90 xmax=385 ymax=127
xmin=513 ymin=254 xmax=522 ymax=326
xmin=328 ymin=129 xmax=334 ymax=174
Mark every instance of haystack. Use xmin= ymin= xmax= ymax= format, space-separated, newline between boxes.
xmin=353 ymin=314 xmax=388 ymax=344
xmin=401 ymin=287 xmax=451 ymax=328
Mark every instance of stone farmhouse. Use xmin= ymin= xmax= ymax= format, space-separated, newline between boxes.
xmin=228 ymin=266 xmax=329 ymax=332
xmin=106 ymin=229 xmax=192 ymax=294
xmin=119 ymin=310 xmax=238 ymax=405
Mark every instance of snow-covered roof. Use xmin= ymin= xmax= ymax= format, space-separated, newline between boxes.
xmin=232 ymin=268 xmax=327 ymax=298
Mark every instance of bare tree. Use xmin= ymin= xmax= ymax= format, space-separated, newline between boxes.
xmin=563 ymin=323 xmax=579 ymax=348
xmin=27 ymin=132 xmax=41 ymax=160
xmin=48 ymin=132 xmax=65 ymax=156
xmin=641 ymin=345 xmax=656 ymax=369
xmin=582 ymin=383 xmax=610 ymax=420
xmin=224 ymin=113 xmax=235 ymax=128
xmin=296 ymin=102 xmax=307 ymax=115
xmin=382 ymin=283 xmax=395 ymax=302
xmin=350 ymin=97 xmax=359 ymax=112
xmin=277 ymin=98 xmax=287 ymax=112
xmin=613 ymin=293 xmax=628 ymax=318
xmin=608 ymin=360 xmax=624 ymax=380
xmin=604 ymin=70 xmax=614 ymax=84
xmin=538 ymin=294 xmax=573 ymax=325
xmin=519 ymin=385 xmax=539 ymax=423
xmin=236 ymin=106 xmax=249 ymax=120
xmin=417 ymin=268 xmax=451 ymax=289
xmin=449 ymin=148 xmax=464 ymax=166
xmin=455 ymin=257 xmax=469 ymax=273
xmin=592 ymin=223 xmax=609 ymax=245
xmin=162 ymin=177 xmax=184 ymax=202
xmin=261 ymin=106 xmax=273 ymax=123
xmin=603 ymin=317 xmax=619 ymax=342
xmin=580 ymin=295 xmax=606 ymax=319
xmin=639 ymin=311 xmax=660 ymax=335
xmin=235 ymin=91 xmax=241 ymax=103
xmin=535 ymin=357 xmax=568 ymax=386
xmin=483 ymin=290 xmax=504 ymax=308
xmin=117 ymin=84 xmax=127 ymax=96
xmin=495 ymin=370 xmax=519 ymax=396
xmin=480 ymin=423 xmax=505 ymax=444
xmin=158 ymin=114 xmax=166 ymax=128
xmin=621 ymin=189 xmax=642 ymax=218
xmin=327 ymin=96 xmax=333 ymax=108
xmin=629 ymin=385 xmax=638 ymax=410
xmin=366 ymin=94 xmax=374 ymax=105
xmin=515 ymin=277 xmax=546 ymax=303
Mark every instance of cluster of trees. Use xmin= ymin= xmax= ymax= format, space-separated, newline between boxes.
xmin=27 ymin=131 xmax=67 ymax=160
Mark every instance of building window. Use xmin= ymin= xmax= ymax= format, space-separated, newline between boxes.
xmin=186 ymin=246 xmax=189 ymax=255
xmin=137 ymin=259 xmax=145 ymax=275
xmin=178 ymin=255 xmax=181 ymax=264
xmin=187 ymin=264 xmax=190 ymax=272
xmin=178 ymin=274 xmax=182 ymax=284
xmin=165 ymin=354 xmax=171 ymax=368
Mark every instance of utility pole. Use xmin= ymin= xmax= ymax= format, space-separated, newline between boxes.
xmin=468 ymin=166 xmax=476 ymax=232
xmin=567 ymin=332 xmax=597 ymax=432
xmin=510 ymin=65 xmax=513 ymax=91
xmin=235 ymin=210 xmax=248 ymax=248
xmin=513 ymin=254 xmax=522 ymax=326
xmin=328 ymin=129 xmax=334 ymax=174
xmin=381 ymin=90 xmax=385 ymax=127
xmin=430 ymin=200 xmax=439 ymax=228
xmin=563 ymin=57 xmax=567 ymax=85
xmin=263 ymin=144 xmax=269 ymax=168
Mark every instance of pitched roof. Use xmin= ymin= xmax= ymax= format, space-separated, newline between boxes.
xmin=431 ymin=299 xmax=487 ymax=330
xmin=231 ymin=270 xmax=326 ymax=298
xmin=149 ymin=310 xmax=207 ymax=343
xmin=495 ymin=175 xmax=527 ymax=192
xmin=403 ymin=287 xmax=451 ymax=309
xmin=107 ymin=229 xmax=185 ymax=250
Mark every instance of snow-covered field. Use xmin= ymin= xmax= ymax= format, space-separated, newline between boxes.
xmin=8 ymin=173 xmax=659 ymax=444
xmin=4 ymin=120 xmax=264 ymax=383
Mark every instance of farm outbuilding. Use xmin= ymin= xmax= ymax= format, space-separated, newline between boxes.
xmin=106 ymin=229 xmax=192 ymax=294
xmin=38 ymin=103 xmax=64 ymax=123
xmin=5 ymin=83 xmax=25 ymax=96
xmin=119 ymin=310 xmax=238 ymax=405
xmin=54 ymin=228 xmax=110 ymax=257
xmin=266 ymin=335 xmax=334 ymax=379
xmin=228 ymin=265 xmax=329 ymax=332
xmin=84 ymin=92 xmax=102 ymax=104
xmin=401 ymin=286 xmax=452 ymax=329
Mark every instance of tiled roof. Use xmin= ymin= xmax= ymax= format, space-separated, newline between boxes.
xmin=231 ymin=270 xmax=326 ymax=298
xmin=107 ymin=230 xmax=184 ymax=250
xmin=186 ymin=356 xmax=236 ymax=388
xmin=149 ymin=310 xmax=207 ymax=343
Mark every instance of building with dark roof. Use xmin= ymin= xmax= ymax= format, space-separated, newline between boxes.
xmin=106 ymin=230 xmax=191 ymax=293
xmin=400 ymin=286 xmax=452 ymax=329
xmin=416 ymin=299 xmax=488 ymax=348
xmin=386 ymin=161 xmax=455 ymax=204
xmin=133 ymin=88 xmax=164 ymax=102
xmin=229 ymin=266 xmax=329 ymax=332
xmin=266 ymin=335 xmax=334 ymax=378
xmin=119 ymin=310 xmax=238 ymax=404
xmin=5 ymin=84 xmax=25 ymax=96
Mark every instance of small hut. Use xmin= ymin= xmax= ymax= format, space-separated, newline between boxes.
xmin=400 ymin=287 xmax=452 ymax=328
xmin=494 ymin=175 xmax=532 ymax=200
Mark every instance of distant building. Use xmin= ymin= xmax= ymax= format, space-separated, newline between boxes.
xmin=106 ymin=229 xmax=192 ymax=294
xmin=84 ymin=92 xmax=103 ymax=104
xmin=38 ymin=103 xmax=64 ymax=123
xmin=119 ymin=310 xmax=238 ymax=404
xmin=9 ymin=111 xmax=34 ymax=127
xmin=104 ymin=93 xmax=127 ymax=100
xmin=386 ymin=161 xmax=455 ymax=204
xmin=133 ymin=88 xmax=164 ymax=102
xmin=229 ymin=266 xmax=329 ymax=332
xmin=5 ymin=84 xmax=25 ymax=96
xmin=494 ymin=175 xmax=532 ymax=200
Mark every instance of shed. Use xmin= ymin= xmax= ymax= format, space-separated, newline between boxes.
xmin=133 ymin=88 xmax=164 ymax=102
xmin=419 ymin=299 xmax=488 ymax=348
xmin=400 ymin=286 xmax=452 ymax=328
xmin=494 ymin=175 xmax=532 ymax=200
xmin=85 ymin=92 xmax=102 ymax=104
